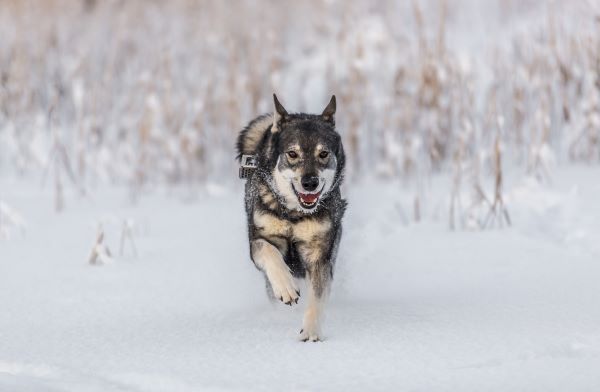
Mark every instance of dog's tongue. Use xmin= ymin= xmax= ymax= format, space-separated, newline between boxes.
xmin=300 ymin=192 xmax=319 ymax=203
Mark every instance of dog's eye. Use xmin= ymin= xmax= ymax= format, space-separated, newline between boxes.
xmin=319 ymin=151 xmax=330 ymax=159
xmin=287 ymin=151 xmax=298 ymax=159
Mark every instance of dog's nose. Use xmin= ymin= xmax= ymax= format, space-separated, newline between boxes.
xmin=301 ymin=175 xmax=320 ymax=192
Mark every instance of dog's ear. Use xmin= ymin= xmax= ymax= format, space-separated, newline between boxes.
xmin=321 ymin=95 xmax=336 ymax=124
xmin=272 ymin=94 xmax=288 ymax=133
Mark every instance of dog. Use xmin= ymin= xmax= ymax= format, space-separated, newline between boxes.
xmin=236 ymin=94 xmax=346 ymax=342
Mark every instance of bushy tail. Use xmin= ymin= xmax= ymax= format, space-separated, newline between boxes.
xmin=236 ymin=114 xmax=273 ymax=160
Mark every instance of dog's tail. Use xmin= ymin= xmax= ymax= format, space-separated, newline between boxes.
xmin=236 ymin=113 xmax=273 ymax=160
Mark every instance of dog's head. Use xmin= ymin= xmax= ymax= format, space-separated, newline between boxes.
xmin=264 ymin=94 xmax=344 ymax=214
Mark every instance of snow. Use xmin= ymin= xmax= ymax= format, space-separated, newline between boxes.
xmin=1 ymin=167 xmax=600 ymax=391
xmin=1 ymin=0 xmax=599 ymax=389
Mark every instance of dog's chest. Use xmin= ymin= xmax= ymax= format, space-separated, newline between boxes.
xmin=253 ymin=211 xmax=331 ymax=243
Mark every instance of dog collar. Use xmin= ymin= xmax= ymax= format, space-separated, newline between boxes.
xmin=239 ymin=154 xmax=258 ymax=179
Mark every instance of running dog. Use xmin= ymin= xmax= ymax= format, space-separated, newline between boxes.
xmin=236 ymin=94 xmax=346 ymax=341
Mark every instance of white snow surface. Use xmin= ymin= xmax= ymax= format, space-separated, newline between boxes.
xmin=1 ymin=167 xmax=600 ymax=391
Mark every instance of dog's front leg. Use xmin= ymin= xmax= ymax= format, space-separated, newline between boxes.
xmin=251 ymin=239 xmax=300 ymax=305
xmin=299 ymin=262 xmax=331 ymax=342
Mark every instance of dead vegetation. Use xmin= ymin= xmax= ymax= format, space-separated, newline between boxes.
xmin=0 ymin=0 xmax=599 ymax=227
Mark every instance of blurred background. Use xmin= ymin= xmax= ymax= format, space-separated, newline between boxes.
xmin=2 ymin=1 xmax=600 ymax=390
xmin=1 ymin=1 xmax=599 ymax=207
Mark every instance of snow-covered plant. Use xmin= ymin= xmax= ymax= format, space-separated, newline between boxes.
xmin=483 ymin=135 xmax=511 ymax=229
xmin=119 ymin=219 xmax=138 ymax=258
xmin=569 ymin=73 xmax=600 ymax=161
xmin=88 ymin=226 xmax=113 ymax=266
xmin=449 ymin=120 xmax=473 ymax=230
xmin=0 ymin=201 xmax=26 ymax=240
xmin=42 ymin=124 xmax=81 ymax=212
xmin=0 ymin=0 xmax=599 ymax=223
xmin=527 ymin=91 xmax=556 ymax=182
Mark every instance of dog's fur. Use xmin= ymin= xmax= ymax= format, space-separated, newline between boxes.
xmin=236 ymin=94 xmax=346 ymax=342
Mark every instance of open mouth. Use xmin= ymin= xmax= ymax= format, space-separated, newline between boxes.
xmin=298 ymin=191 xmax=321 ymax=208
xmin=293 ymin=184 xmax=324 ymax=209
xmin=292 ymin=184 xmax=325 ymax=210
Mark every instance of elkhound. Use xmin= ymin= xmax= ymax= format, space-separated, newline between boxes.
xmin=236 ymin=94 xmax=346 ymax=342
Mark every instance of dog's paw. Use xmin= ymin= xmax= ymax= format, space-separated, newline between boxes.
xmin=299 ymin=308 xmax=322 ymax=342
xmin=298 ymin=327 xmax=321 ymax=342
xmin=266 ymin=266 xmax=300 ymax=306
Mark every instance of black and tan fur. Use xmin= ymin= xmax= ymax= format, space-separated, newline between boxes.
xmin=237 ymin=94 xmax=346 ymax=342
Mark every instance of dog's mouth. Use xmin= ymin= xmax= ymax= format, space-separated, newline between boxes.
xmin=293 ymin=184 xmax=324 ymax=210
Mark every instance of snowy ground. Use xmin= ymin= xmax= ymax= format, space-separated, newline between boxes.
xmin=1 ymin=167 xmax=600 ymax=391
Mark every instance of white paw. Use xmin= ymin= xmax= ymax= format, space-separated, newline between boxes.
xmin=299 ymin=310 xmax=321 ymax=342
xmin=298 ymin=325 xmax=321 ymax=342
xmin=266 ymin=265 xmax=300 ymax=306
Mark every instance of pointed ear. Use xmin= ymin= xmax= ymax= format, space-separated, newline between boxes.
xmin=321 ymin=95 xmax=336 ymax=124
xmin=272 ymin=94 xmax=288 ymax=133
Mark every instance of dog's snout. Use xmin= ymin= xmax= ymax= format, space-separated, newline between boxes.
xmin=301 ymin=175 xmax=320 ymax=192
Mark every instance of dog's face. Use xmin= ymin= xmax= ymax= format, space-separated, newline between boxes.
xmin=268 ymin=95 xmax=343 ymax=213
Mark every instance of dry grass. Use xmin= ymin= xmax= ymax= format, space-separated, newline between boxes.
xmin=0 ymin=0 xmax=599 ymax=225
